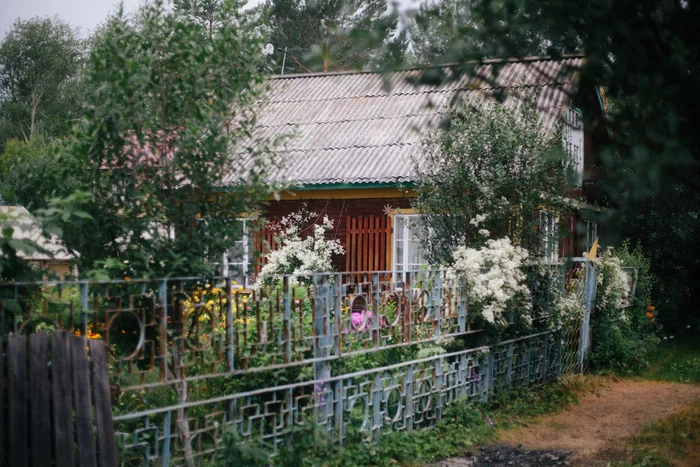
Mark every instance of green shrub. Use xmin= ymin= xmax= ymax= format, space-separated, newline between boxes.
xmin=590 ymin=241 xmax=661 ymax=375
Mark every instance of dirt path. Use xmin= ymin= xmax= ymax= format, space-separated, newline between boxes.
xmin=497 ymin=379 xmax=700 ymax=458
xmin=438 ymin=379 xmax=700 ymax=466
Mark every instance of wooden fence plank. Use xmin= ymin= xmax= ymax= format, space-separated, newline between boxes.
xmin=378 ymin=215 xmax=386 ymax=271
xmin=368 ymin=215 xmax=375 ymax=273
xmin=350 ymin=217 xmax=357 ymax=272
xmin=89 ymin=340 xmax=117 ymax=467
xmin=52 ymin=331 xmax=74 ymax=466
xmin=345 ymin=216 xmax=351 ymax=272
xmin=71 ymin=335 xmax=96 ymax=467
xmin=0 ymin=336 xmax=4 ymax=467
xmin=29 ymin=333 xmax=49 ymax=467
xmin=8 ymin=335 xmax=28 ymax=467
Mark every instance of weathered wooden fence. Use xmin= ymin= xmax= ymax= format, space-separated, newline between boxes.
xmin=0 ymin=331 xmax=116 ymax=467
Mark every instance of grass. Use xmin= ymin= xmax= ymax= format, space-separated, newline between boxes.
xmin=592 ymin=338 xmax=700 ymax=466
xmin=642 ymin=338 xmax=700 ymax=384
xmin=596 ymin=401 xmax=700 ymax=467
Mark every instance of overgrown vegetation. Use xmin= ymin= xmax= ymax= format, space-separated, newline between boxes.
xmin=602 ymin=401 xmax=700 ymax=467
xmin=642 ymin=338 xmax=700 ymax=385
xmin=413 ymin=99 xmax=570 ymax=264
xmin=217 ymin=375 xmax=601 ymax=466
xmin=589 ymin=241 xmax=661 ymax=375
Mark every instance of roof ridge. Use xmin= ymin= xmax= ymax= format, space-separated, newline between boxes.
xmin=270 ymin=55 xmax=585 ymax=80
xmin=262 ymin=80 xmax=577 ymax=105
xmin=236 ymin=142 xmax=417 ymax=155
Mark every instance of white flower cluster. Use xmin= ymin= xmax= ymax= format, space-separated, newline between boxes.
xmin=255 ymin=211 xmax=345 ymax=289
xmin=596 ymin=248 xmax=631 ymax=312
xmin=552 ymin=271 xmax=586 ymax=331
xmin=448 ymin=236 xmax=530 ymax=325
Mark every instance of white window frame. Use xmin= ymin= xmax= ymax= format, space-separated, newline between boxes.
xmin=584 ymin=220 xmax=598 ymax=255
xmin=392 ymin=213 xmax=428 ymax=283
xmin=539 ymin=211 xmax=559 ymax=262
xmin=564 ymin=107 xmax=584 ymax=186
xmin=224 ymin=218 xmax=252 ymax=277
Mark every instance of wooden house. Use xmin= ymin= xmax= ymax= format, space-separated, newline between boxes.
xmin=227 ymin=56 xmax=610 ymax=276
xmin=0 ymin=206 xmax=77 ymax=278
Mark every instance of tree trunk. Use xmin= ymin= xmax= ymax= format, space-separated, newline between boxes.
xmin=30 ymin=92 xmax=39 ymax=138
xmin=171 ymin=344 xmax=195 ymax=467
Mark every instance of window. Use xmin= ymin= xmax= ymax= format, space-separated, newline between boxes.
xmin=564 ymin=107 xmax=584 ymax=186
xmin=393 ymin=214 xmax=427 ymax=282
xmin=225 ymin=219 xmax=254 ymax=276
xmin=539 ymin=211 xmax=559 ymax=262
xmin=584 ymin=220 xmax=598 ymax=254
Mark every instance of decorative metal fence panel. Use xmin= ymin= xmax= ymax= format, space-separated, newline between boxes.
xmin=112 ymin=332 xmax=560 ymax=466
xmin=0 ymin=270 xmax=483 ymax=393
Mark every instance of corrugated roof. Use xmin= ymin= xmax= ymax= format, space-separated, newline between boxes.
xmin=225 ymin=57 xmax=583 ymax=187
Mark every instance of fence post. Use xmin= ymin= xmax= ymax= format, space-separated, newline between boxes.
xmin=313 ymin=274 xmax=331 ymax=382
xmin=432 ymin=271 xmax=442 ymax=338
xmin=434 ymin=356 xmax=444 ymax=421
xmin=483 ymin=351 xmax=492 ymax=402
xmin=579 ymin=260 xmax=597 ymax=373
xmin=158 ymin=280 xmax=168 ymax=382
xmin=405 ymin=365 xmax=414 ymax=432
xmin=224 ymin=277 xmax=234 ymax=371
xmin=372 ymin=372 xmax=383 ymax=441
xmin=79 ymin=281 xmax=89 ymax=335
xmin=372 ymin=272 xmax=381 ymax=349
xmin=506 ymin=342 xmax=514 ymax=386
xmin=283 ymin=277 xmax=291 ymax=364
xmin=457 ymin=275 xmax=467 ymax=333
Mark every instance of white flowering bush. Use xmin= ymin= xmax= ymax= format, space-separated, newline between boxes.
xmin=255 ymin=210 xmax=345 ymax=289
xmin=448 ymin=234 xmax=531 ymax=326
xmin=550 ymin=267 xmax=586 ymax=331
xmin=596 ymin=248 xmax=632 ymax=313
xmin=589 ymin=242 xmax=660 ymax=375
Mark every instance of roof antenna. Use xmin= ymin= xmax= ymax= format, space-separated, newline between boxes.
xmin=281 ymin=47 xmax=288 ymax=75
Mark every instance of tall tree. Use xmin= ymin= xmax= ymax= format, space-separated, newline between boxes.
xmin=61 ymin=0 xmax=276 ymax=278
xmin=406 ymin=0 xmax=556 ymax=65
xmin=427 ymin=0 xmax=700 ymax=328
xmin=413 ymin=99 xmax=570 ymax=264
xmin=0 ymin=17 xmax=83 ymax=147
xmin=264 ymin=0 xmax=402 ymax=73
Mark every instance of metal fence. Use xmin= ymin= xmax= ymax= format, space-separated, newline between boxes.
xmin=112 ymin=331 xmax=561 ymax=466
xmin=0 ymin=262 xmax=598 ymax=465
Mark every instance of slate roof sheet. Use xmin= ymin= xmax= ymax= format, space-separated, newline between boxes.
xmin=226 ymin=56 xmax=583 ymax=187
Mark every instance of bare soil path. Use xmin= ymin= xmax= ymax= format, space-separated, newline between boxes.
xmin=438 ymin=379 xmax=700 ymax=466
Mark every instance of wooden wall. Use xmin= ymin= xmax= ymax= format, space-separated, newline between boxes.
xmin=254 ymin=197 xmax=412 ymax=273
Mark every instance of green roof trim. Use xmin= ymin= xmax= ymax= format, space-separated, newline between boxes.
xmin=287 ymin=181 xmax=416 ymax=191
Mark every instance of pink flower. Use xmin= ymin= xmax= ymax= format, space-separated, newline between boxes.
xmin=351 ymin=310 xmax=373 ymax=331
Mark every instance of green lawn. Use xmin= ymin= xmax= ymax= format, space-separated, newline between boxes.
xmin=642 ymin=338 xmax=700 ymax=384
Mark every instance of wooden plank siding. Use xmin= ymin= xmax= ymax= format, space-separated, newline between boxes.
xmin=253 ymin=196 xmax=590 ymax=275
xmin=253 ymin=197 xmax=413 ymax=274
xmin=345 ymin=214 xmax=390 ymax=272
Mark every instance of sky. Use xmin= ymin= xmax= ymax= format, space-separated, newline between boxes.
xmin=0 ymin=0 xmax=421 ymax=40
xmin=1 ymin=0 xmax=146 ymax=38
